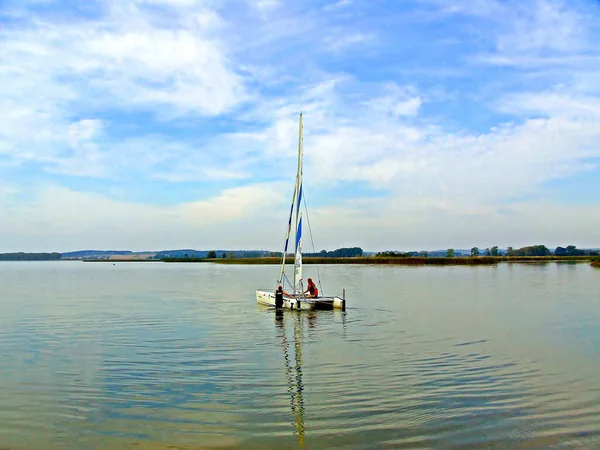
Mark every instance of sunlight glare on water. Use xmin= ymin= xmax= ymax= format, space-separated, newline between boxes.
xmin=1 ymin=261 xmax=600 ymax=449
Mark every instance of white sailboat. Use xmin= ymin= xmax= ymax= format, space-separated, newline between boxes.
xmin=256 ymin=113 xmax=346 ymax=311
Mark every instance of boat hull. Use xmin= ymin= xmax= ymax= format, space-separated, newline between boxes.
xmin=256 ymin=290 xmax=345 ymax=311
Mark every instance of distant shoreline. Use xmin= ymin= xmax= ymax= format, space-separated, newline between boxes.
xmin=1 ymin=255 xmax=596 ymax=265
xmin=78 ymin=255 xmax=595 ymax=265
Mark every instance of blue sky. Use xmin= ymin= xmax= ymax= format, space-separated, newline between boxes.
xmin=1 ymin=0 xmax=599 ymax=252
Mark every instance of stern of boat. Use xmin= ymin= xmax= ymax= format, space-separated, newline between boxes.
xmin=256 ymin=289 xmax=275 ymax=307
xmin=332 ymin=296 xmax=346 ymax=310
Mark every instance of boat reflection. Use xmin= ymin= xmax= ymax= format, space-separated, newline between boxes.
xmin=273 ymin=308 xmax=346 ymax=449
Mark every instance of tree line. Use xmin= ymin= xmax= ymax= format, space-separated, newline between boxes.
xmin=376 ymin=245 xmax=598 ymax=258
xmin=469 ymin=245 xmax=596 ymax=257
xmin=464 ymin=245 xmax=596 ymax=257
xmin=0 ymin=252 xmax=61 ymax=261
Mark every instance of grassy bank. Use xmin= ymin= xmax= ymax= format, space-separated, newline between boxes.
xmin=591 ymin=257 xmax=600 ymax=268
xmin=200 ymin=256 xmax=499 ymax=265
xmin=497 ymin=256 xmax=592 ymax=262
xmin=82 ymin=259 xmax=161 ymax=262
xmin=202 ymin=255 xmax=595 ymax=265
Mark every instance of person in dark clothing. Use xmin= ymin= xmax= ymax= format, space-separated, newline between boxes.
xmin=275 ymin=285 xmax=293 ymax=298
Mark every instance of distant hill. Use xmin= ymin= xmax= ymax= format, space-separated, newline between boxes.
xmin=9 ymin=245 xmax=597 ymax=261
xmin=60 ymin=249 xmax=272 ymax=260
xmin=0 ymin=252 xmax=61 ymax=261
xmin=155 ymin=249 xmax=272 ymax=259
xmin=61 ymin=250 xmax=134 ymax=259
xmin=154 ymin=249 xmax=207 ymax=259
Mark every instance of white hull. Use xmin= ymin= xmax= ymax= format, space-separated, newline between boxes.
xmin=256 ymin=290 xmax=345 ymax=311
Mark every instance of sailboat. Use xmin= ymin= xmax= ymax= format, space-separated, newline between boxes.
xmin=256 ymin=113 xmax=346 ymax=311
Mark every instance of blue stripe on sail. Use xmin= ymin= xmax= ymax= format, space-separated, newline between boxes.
xmin=283 ymin=191 xmax=295 ymax=253
xmin=284 ymin=237 xmax=290 ymax=253
xmin=297 ymin=184 xmax=302 ymax=211
xmin=295 ymin=217 xmax=302 ymax=252
xmin=283 ymin=218 xmax=292 ymax=253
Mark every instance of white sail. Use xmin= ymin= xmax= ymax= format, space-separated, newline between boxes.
xmin=294 ymin=211 xmax=303 ymax=293
xmin=294 ymin=113 xmax=304 ymax=294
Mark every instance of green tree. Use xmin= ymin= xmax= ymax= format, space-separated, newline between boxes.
xmin=506 ymin=246 xmax=514 ymax=256
xmin=485 ymin=248 xmax=491 ymax=256
xmin=565 ymin=245 xmax=584 ymax=256
xmin=471 ymin=247 xmax=480 ymax=257
xmin=512 ymin=245 xmax=550 ymax=256
xmin=207 ymin=250 xmax=217 ymax=258
xmin=491 ymin=246 xmax=499 ymax=256
xmin=446 ymin=248 xmax=455 ymax=258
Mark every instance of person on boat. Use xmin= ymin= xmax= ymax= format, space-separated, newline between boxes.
xmin=275 ymin=285 xmax=293 ymax=298
xmin=303 ymin=278 xmax=319 ymax=298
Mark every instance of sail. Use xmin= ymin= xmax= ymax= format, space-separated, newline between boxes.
xmin=294 ymin=212 xmax=303 ymax=293
xmin=278 ymin=182 xmax=297 ymax=286
xmin=293 ymin=113 xmax=304 ymax=294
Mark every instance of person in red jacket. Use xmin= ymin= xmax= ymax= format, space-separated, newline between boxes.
xmin=303 ymin=278 xmax=319 ymax=298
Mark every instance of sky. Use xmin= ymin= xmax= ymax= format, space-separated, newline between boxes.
xmin=1 ymin=0 xmax=600 ymax=253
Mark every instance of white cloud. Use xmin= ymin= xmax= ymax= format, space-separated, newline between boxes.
xmin=77 ymin=25 xmax=244 ymax=115
xmin=310 ymin=198 xmax=600 ymax=251
xmin=0 ymin=185 xmax=19 ymax=197
xmin=255 ymin=0 xmax=281 ymax=11
xmin=458 ymin=0 xmax=595 ymax=69
xmin=419 ymin=0 xmax=504 ymax=18
xmin=3 ymin=178 xmax=598 ymax=253
xmin=427 ymin=0 xmax=594 ymax=71
xmin=0 ymin=0 xmax=247 ymax=178
xmin=323 ymin=32 xmax=375 ymax=53
xmin=1 ymin=2 xmax=244 ymax=117
xmin=498 ymin=91 xmax=600 ymax=118
xmin=0 ymin=183 xmax=288 ymax=252
xmin=245 ymin=0 xmax=282 ymax=21
xmin=496 ymin=0 xmax=585 ymax=54
xmin=66 ymin=120 xmax=104 ymax=148
xmin=142 ymin=0 xmax=201 ymax=5
xmin=235 ymin=79 xmax=600 ymax=217
xmin=323 ymin=0 xmax=353 ymax=11
xmin=365 ymin=83 xmax=423 ymax=117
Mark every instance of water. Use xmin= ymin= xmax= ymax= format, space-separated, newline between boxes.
xmin=1 ymin=261 xmax=599 ymax=449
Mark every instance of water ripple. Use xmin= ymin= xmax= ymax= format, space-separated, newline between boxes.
xmin=1 ymin=261 xmax=600 ymax=449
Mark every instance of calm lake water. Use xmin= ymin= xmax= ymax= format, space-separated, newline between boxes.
xmin=1 ymin=261 xmax=600 ymax=449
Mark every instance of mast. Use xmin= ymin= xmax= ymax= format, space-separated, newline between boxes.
xmin=294 ymin=113 xmax=304 ymax=294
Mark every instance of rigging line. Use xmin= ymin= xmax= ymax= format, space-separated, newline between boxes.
xmin=301 ymin=189 xmax=324 ymax=296
xmin=283 ymin=273 xmax=293 ymax=292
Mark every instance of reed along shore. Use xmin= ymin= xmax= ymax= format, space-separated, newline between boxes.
xmin=163 ymin=256 xmax=498 ymax=265
xmin=85 ymin=255 xmax=596 ymax=265
xmin=205 ymin=256 xmax=594 ymax=265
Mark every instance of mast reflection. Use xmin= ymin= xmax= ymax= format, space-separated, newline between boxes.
xmin=274 ymin=309 xmax=347 ymax=449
